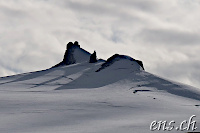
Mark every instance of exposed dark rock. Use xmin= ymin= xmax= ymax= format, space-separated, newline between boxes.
xmin=74 ymin=41 xmax=80 ymax=47
xmin=89 ymin=51 xmax=97 ymax=63
xmin=52 ymin=41 xmax=81 ymax=68
xmin=96 ymin=54 xmax=144 ymax=72
xmin=52 ymin=41 xmax=145 ymax=71
xmin=133 ymin=89 xmax=151 ymax=94
xmin=62 ymin=42 xmax=78 ymax=65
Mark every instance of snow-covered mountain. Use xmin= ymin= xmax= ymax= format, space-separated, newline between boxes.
xmin=0 ymin=42 xmax=200 ymax=133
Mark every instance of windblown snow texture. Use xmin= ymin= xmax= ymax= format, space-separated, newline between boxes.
xmin=96 ymin=54 xmax=144 ymax=72
xmin=0 ymin=41 xmax=200 ymax=133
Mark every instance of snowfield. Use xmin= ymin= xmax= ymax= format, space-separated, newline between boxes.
xmin=0 ymin=44 xmax=200 ymax=133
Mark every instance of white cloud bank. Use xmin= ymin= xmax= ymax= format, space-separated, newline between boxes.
xmin=0 ymin=0 xmax=200 ymax=88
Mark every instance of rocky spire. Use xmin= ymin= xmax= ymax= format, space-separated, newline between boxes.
xmin=89 ymin=51 xmax=97 ymax=63
xmin=62 ymin=42 xmax=76 ymax=65
xmin=52 ymin=41 xmax=91 ymax=68
xmin=52 ymin=41 xmax=144 ymax=72
xmin=74 ymin=41 xmax=80 ymax=47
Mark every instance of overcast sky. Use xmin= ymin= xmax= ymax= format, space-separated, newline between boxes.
xmin=0 ymin=0 xmax=200 ymax=88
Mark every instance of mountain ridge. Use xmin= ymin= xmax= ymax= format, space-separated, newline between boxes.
xmin=52 ymin=41 xmax=144 ymax=71
xmin=1 ymin=42 xmax=199 ymax=100
xmin=0 ymin=41 xmax=200 ymax=133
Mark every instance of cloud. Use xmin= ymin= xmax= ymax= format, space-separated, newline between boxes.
xmin=0 ymin=0 xmax=200 ymax=88
xmin=155 ymin=60 xmax=200 ymax=89
xmin=139 ymin=28 xmax=200 ymax=45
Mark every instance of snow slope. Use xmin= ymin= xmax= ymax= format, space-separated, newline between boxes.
xmin=0 ymin=49 xmax=200 ymax=133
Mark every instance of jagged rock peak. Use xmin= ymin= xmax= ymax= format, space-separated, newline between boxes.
xmin=89 ymin=51 xmax=97 ymax=63
xmin=96 ymin=54 xmax=144 ymax=72
xmin=52 ymin=41 xmax=145 ymax=71
xmin=52 ymin=41 xmax=91 ymax=68
xmin=66 ymin=41 xmax=80 ymax=50
xmin=62 ymin=42 xmax=79 ymax=65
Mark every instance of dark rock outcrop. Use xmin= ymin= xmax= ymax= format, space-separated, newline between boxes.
xmin=89 ymin=51 xmax=97 ymax=63
xmin=63 ymin=41 xmax=80 ymax=65
xmin=52 ymin=41 xmax=145 ymax=71
xmin=52 ymin=41 xmax=82 ymax=68
xmin=96 ymin=54 xmax=144 ymax=72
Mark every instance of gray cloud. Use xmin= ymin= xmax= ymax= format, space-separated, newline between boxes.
xmin=139 ymin=28 xmax=200 ymax=45
xmin=0 ymin=0 xmax=200 ymax=89
xmin=103 ymin=0 xmax=160 ymax=12
xmin=64 ymin=1 xmax=142 ymax=22
xmin=155 ymin=60 xmax=200 ymax=88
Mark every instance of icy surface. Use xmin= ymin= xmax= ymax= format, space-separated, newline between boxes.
xmin=0 ymin=60 xmax=200 ymax=133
